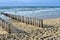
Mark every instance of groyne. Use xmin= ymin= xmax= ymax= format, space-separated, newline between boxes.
xmin=0 ymin=14 xmax=27 ymax=34
xmin=1 ymin=12 xmax=43 ymax=28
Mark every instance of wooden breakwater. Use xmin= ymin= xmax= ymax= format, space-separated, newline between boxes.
xmin=0 ymin=14 xmax=27 ymax=34
xmin=1 ymin=12 xmax=43 ymax=28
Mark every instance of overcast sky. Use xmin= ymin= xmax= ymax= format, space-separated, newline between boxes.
xmin=0 ymin=0 xmax=60 ymax=6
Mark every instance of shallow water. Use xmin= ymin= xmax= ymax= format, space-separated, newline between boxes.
xmin=0 ymin=7 xmax=60 ymax=19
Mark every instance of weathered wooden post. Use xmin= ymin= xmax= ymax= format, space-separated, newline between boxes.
xmin=28 ymin=17 xmax=30 ymax=24
xmin=26 ymin=17 xmax=29 ymax=24
xmin=22 ymin=16 xmax=23 ymax=22
xmin=6 ymin=23 xmax=11 ymax=33
xmin=34 ymin=18 xmax=36 ymax=26
xmin=11 ymin=14 xmax=13 ymax=18
xmin=24 ymin=17 xmax=26 ymax=23
xmin=2 ymin=21 xmax=4 ymax=28
xmin=30 ymin=17 xmax=32 ymax=25
xmin=10 ymin=14 xmax=12 ymax=18
xmin=2 ymin=20 xmax=4 ymax=28
xmin=9 ymin=14 xmax=10 ymax=17
xmin=20 ymin=16 xmax=22 ymax=22
xmin=13 ymin=15 xmax=14 ymax=19
xmin=31 ymin=18 xmax=34 ymax=25
xmin=37 ymin=19 xmax=39 ymax=27
xmin=24 ymin=17 xmax=25 ymax=23
xmin=12 ymin=15 xmax=15 ymax=19
xmin=31 ymin=18 xmax=33 ymax=25
xmin=6 ymin=13 xmax=10 ymax=16
xmin=16 ymin=15 xmax=18 ymax=20
xmin=12 ymin=15 xmax=14 ymax=19
xmin=17 ymin=15 xmax=19 ymax=21
xmin=0 ymin=20 xmax=2 ymax=26
xmin=5 ymin=22 xmax=8 ymax=31
xmin=9 ymin=14 xmax=11 ymax=17
xmin=19 ymin=16 xmax=21 ymax=22
xmin=17 ymin=16 xmax=19 ymax=21
xmin=22 ymin=16 xmax=24 ymax=23
xmin=8 ymin=23 xmax=11 ymax=33
xmin=25 ymin=17 xmax=27 ymax=24
xmin=35 ymin=19 xmax=37 ymax=26
xmin=4 ymin=21 xmax=5 ymax=30
xmin=5 ymin=22 xmax=7 ymax=31
xmin=39 ymin=19 xmax=43 ymax=28
xmin=28 ymin=17 xmax=29 ymax=24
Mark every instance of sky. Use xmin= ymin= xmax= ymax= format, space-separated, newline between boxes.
xmin=0 ymin=0 xmax=60 ymax=6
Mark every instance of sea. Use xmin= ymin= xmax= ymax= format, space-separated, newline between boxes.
xmin=0 ymin=6 xmax=60 ymax=19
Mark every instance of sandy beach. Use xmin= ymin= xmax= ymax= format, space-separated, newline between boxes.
xmin=0 ymin=16 xmax=60 ymax=40
xmin=10 ymin=18 xmax=60 ymax=40
xmin=0 ymin=27 xmax=8 ymax=34
xmin=43 ymin=18 xmax=60 ymax=28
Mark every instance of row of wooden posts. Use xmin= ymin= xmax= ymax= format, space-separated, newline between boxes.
xmin=0 ymin=17 xmax=26 ymax=34
xmin=1 ymin=13 xmax=43 ymax=28
xmin=0 ymin=18 xmax=11 ymax=33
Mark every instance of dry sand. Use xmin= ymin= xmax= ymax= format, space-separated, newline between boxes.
xmin=0 ymin=27 xmax=8 ymax=34
xmin=8 ymin=18 xmax=60 ymax=40
xmin=0 ymin=20 xmax=8 ymax=34
xmin=0 ymin=18 xmax=60 ymax=40
xmin=43 ymin=18 xmax=60 ymax=28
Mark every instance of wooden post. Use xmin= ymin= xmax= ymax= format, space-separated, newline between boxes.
xmin=20 ymin=16 xmax=22 ymax=22
xmin=26 ymin=17 xmax=28 ymax=24
xmin=12 ymin=15 xmax=14 ymax=19
xmin=28 ymin=17 xmax=30 ymax=24
xmin=8 ymin=23 xmax=11 ymax=33
xmin=13 ymin=15 xmax=14 ymax=19
xmin=22 ymin=16 xmax=24 ymax=23
xmin=35 ymin=19 xmax=37 ymax=26
xmin=32 ymin=18 xmax=34 ymax=25
xmin=39 ymin=20 xmax=43 ymax=28
xmin=4 ymin=21 xmax=5 ymax=30
xmin=11 ymin=14 xmax=13 ymax=18
xmin=6 ymin=23 xmax=10 ymax=33
xmin=37 ymin=20 xmax=39 ymax=27
xmin=9 ymin=14 xmax=11 ymax=17
xmin=19 ymin=16 xmax=21 ymax=22
xmin=36 ymin=19 xmax=39 ymax=27
xmin=24 ymin=17 xmax=26 ymax=23
xmin=1 ymin=19 xmax=4 ymax=28
xmin=0 ymin=20 xmax=2 ymax=26
xmin=17 ymin=16 xmax=19 ymax=21
xmin=28 ymin=17 xmax=29 ymax=24
xmin=26 ymin=17 xmax=27 ymax=24
xmin=7 ymin=14 xmax=9 ymax=16
xmin=21 ymin=16 xmax=23 ymax=22
xmin=29 ymin=17 xmax=32 ymax=25
xmin=2 ymin=21 xmax=4 ymax=28
xmin=34 ymin=18 xmax=36 ymax=26
xmin=5 ymin=23 xmax=6 ymax=30
xmin=11 ymin=15 xmax=13 ymax=19
xmin=15 ymin=15 xmax=17 ymax=20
